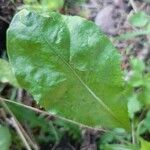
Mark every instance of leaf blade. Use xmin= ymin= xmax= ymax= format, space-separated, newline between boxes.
xmin=0 ymin=126 xmax=11 ymax=150
xmin=7 ymin=10 xmax=130 ymax=129
xmin=0 ymin=59 xmax=19 ymax=87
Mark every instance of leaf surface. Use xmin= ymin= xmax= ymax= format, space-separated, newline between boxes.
xmin=141 ymin=138 xmax=150 ymax=150
xmin=7 ymin=10 xmax=130 ymax=129
xmin=127 ymin=95 xmax=141 ymax=119
xmin=0 ymin=59 xmax=19 ymax=87
xmin=129 ymin=11 xmax=149 ymax=27
xmin=0 ymin=126 xmax=11 ymax=150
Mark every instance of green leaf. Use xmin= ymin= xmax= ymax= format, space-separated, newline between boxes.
xmin=129 ymin=11 xmax=149 ymax=27
xmin=131 ymin=58 xmax=145 ymax=73
xmin=115 ymin=30 xmax=150 ymax=41
xmin=100 ymin=144 xmax=137 ymax=150
xmin=139 ymin=79 xmax=150 ymax=105
xmin=143 ymin=111 xmax=150 ymax=131
xmin=0 ymin=125 xmax=11 ymax=150
xmin=100 ymin=128 xmax=138 ymax=150
xmin=141 ymin=138 xmax=150 ymax=150
xmin=100 ymin=128 xmax=127 ymax=144
xmin=128 ymin=58 xmax=150 ymax=105
xmin=7 ymin=10 xmax=130 ymax=129
xmin=0 ymin=59 xmax=19 ymax=87
xmin=7 ymin=102 xmax=59 ymax=141
xmin=127 ymin=95 xmax=141 ymax=119
xmin=41 ymin=0 xmax=64 ymax=10
xmin=8 ymin=102 xmax=51 ymax=132
xmin=23 ymin=0 xmax=64 ymax=11
xmin=129 ymin=58 xmax=145 ymax=87
xmin=23 ymin=0 xmax=38 ymax=4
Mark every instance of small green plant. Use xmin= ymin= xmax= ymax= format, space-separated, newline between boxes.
xmin=129 ymin=11 xmax=149 ymax=28
xmin=0 ymin=8 xmax=149 ymax=150
xmin=116 ymin=11 xmax=150 ymax=40
xmin=0 ymin=59 xmax=18 ymax=87
xmin=7 ymin=9 xmax=130 ymax=130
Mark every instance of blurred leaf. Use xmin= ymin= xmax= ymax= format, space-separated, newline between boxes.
xmin=7 ymin=10 xmax=130 ymax=129
xmin=131 ymin=59 xmax=145 ymax=73
xmin=0 ymin=59 xmax=19 ymax=87
xmin=23 ymin=0 xmax=64 ymax=11
xmin=115 ymin=30 xmax=150 ymax=41
xmin=9 ymin=101 xmax=81 ymax=142
xmin=138 ymin=73 xmax=150 ymax=105
xmin=143 ymin=111 xmax=150 ymax=131
xmin=143 ymin=0 xmax=150 ymax=4
xmin=8 ymin=102 xmax=61 ymax=142
xmin=24 ymin=0 xmax=38 ymax=4
xmin=146 ymin=23 xmax=150 ymax=32
xmin=8 ymin=102 xmax=54 ymax=134
xmin=100 ymin=128 xmax=129 ymax=145
xmin=41 ymin=0 xmax=64 ymax=10
xmin=100 ymin=144 xmax=137 ymax=150
xmin=128 ymin=95 xmax=141 ymax=119
xmin=141 ymin=138 xmax=150 ymax=150
xmin=65 ymin=0 xmax=86 ymax=7
xmin=128 ymin=58 xmax=150 ymax=105
xmin=53 ymin=119 xmax=81 ymax=140
xmin=116 ymin=12 xmax=150 ymax=40
xmin=129 ymin=59 xmax=145 ymax=87
xmin=129 ymin=11 xmax=149 ymax=27
xmin=0 ymin=125 xmax=11 ymax=150
xmin=99 ymin=129 xmax=138 ymax=150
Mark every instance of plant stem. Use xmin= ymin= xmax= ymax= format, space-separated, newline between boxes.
xmin=129 ymin=0 xmax=138 ymax=12
xmin=10 ymin=88 xmax=17 ymax=100
xmin=0 ymin=96 xmax=105 ymax=132
xmin=136 ymin=120 xmax=144 ymax=145
xmin=131 ymin=119 xmax=136 ymax=144
xmin=18 ymin=123 xmax=39 ymax=150
xmin=0 ymin=16 xmax=9 ymax=24
xmin=11 ymin=117 xmax=32 ymax=150
xmin=0 ymin=99 xmax=32 ymax=150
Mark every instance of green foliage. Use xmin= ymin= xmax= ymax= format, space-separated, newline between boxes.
xmin=129 ymin=58 xmax=145 ymax=87
xmin=143 ymin=111 xmax=150 ymax=132
xmin=8 ymin=103 xmax=53 ymax=132
xmin=129 ymin=11 xmax=149 ymax=27
xmin=7 ymin=9 xmax=130 ymax=129
xmin=128 ymin=58 xmax=150 ymax=106
xmin=24 ymin=0 xmax=38 ymax=4
xmin=23 ymin=0 xmax=64 ymax=11
xmin=41 ymin=0 xmax=64 ymax=10
xmin=139 ymin=80 xmax=150 ymax=106
xmin=0 ymin=125 xmax=11 ymax=150
xmin=137 ymin=111 xmax=150 ymax=136
xmin=140 ymin=138 xmax=150 ymax=150
xmin=128 ymin=95 xmax=141 ymax=119
xmin=64 ymin=0 xmax=86 ymax=7
xmin=116 ymin=11 xmax=150 ymax=40
xmin=100 ymin=128 xmax=128 ymax=144
xmin=100 ymin=144 xmax=137 ymax=150
xmin=5 ymin=101 xmax=81 ymax=146
xmin=8 ymin=102 xmax=62 ymax=142
xmin=115 ymin=30 xmax=150 ymax=41
xmin=99 ymin=128 xmax=138 ymax=150
xmin=0 ymin=59 xmax=19 ymax=87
